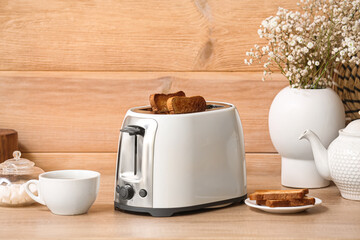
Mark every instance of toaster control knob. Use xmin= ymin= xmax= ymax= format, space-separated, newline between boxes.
xmin=139 ymin=189 xmax=147 ymax=198
xmin=119 ymin=185 xmax=134 ymax=200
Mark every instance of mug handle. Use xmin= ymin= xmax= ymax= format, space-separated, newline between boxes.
xmin=24 ymin=180 xmax=45 ymax=205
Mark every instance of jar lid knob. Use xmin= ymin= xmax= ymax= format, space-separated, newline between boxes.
xmin=13 ymin=151 xmax=21 ymax=160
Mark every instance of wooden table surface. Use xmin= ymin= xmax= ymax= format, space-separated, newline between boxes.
xmin=1 ymin=155 xmax=360 ymax=240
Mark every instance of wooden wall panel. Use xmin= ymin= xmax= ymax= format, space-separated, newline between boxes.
xmin=0 ymin=71 xmax=287 ymax=153
xmin=21 ymin=152 xmax=280 ymax=175
xmin=0 ymin=0 xmax=298 ymax=71
xmin=22 ymin=153 xmax=117 ymax=175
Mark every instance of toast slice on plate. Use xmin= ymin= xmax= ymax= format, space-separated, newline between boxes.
xmin=249 ymin=189 xmax=309 ymax=200
xmin=256 ymin=196 xmax=315 ymax=207
xmin=167 ymin=96 xmax=207 ymax=114
xmin=149 ymin=91 xmax=185 ymax=113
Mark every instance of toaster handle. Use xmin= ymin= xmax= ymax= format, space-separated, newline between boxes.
xmin=120 ymin=125 xmax=145 ymax=136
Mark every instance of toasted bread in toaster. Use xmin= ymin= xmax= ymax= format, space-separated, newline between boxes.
xmin=149 ymin=91 xmax=186 ymax=113
xmin=167 ymin=96 xmax=207 ymax=114
xmin=249 ymin=189 xmax=309 ymax=200
xmin=256 ymin=196 xmax=315 ymax=207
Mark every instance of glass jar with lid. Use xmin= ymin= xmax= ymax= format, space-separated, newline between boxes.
xmin=0 ymin=151 xmax=44 ymax=207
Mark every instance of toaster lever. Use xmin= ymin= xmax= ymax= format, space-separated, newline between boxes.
xmin=120 ymin=125 xmax=145 ymax=136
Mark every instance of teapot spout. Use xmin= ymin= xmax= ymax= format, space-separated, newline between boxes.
xmin=299 ymin=130 xmax=331 ymax=180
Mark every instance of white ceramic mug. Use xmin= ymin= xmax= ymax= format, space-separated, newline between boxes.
xmin=24 ymin=170 xmax=100 ymax=215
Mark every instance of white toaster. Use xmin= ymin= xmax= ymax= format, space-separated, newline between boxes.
xmin=114 ymin=101 xmax=247 ymax=217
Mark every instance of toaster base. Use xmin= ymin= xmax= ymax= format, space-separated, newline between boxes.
xmin=114 ymin=194 xmax=247 ymax=217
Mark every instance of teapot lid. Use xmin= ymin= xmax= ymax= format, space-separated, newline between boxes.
xmin=0 ymin=151 xmax=41 ymax=175
xmin=342 ymin=119 xmax=360 ymax=136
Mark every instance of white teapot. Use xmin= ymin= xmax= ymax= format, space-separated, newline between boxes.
xmin=299 ymin=119 xmax=360 ymax=200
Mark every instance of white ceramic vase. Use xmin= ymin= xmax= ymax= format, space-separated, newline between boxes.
xmin=268 ymin=87 xmax=345 ymax=188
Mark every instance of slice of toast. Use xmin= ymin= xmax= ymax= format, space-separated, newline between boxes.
xmin=256 ymin=196 xmax=315 ymax=208
xmin=167 ymin=96 xmax=207 ymax=114
xmin=149 ymin=91 xmax=185 ymax=113
xmin=249 ymin=189 xmax=309 ymax=200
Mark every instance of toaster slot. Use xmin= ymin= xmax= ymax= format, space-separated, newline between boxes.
xmin=131 ymin=102 xmax=232 ymax=114
xmin=115 ymin=117 xmax=157 ymax=209
xmin=120 ymin=125 xmax=145 ymax=177
xmin=206 ymin=104 xmax=224 ymax=109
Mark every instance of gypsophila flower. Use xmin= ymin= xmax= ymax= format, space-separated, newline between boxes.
xmin=262 ymin=20 xmax=268 ymax=28
xmin=245 ymin=0 xmax=360 ymax=89
xmin=342 ymin=17 xmax=348 ymax=24
xmin=270 ymin=17 xmax=279 ymax=28
xmin=303 ymin=47 xmax=309 ymax=53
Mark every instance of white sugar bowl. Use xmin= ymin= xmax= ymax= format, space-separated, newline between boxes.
xmin=300 ymin=119 xmax=360 ymax=200
xmin=0 ymin=151 xmax=44 ymax=206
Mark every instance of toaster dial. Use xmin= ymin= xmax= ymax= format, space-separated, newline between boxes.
xmin=118 ymin=184 xmax=135 ymax=200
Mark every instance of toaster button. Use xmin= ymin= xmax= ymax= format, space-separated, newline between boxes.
xmin=139 ymin=189 xmax=147 ymax=198
xmin=119 ymin=184 xmax=135 ymax=200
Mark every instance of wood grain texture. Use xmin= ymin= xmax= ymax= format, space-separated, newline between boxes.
xmin=0 ymin=0 xmax=298 ymax=71
xmin=22 ymin=152 xmax=117 ymax=175
xmin=0 ymin=71 xmax=288 ymax=153
xmin=0 ymin=129 xmax=18 ymax=162
xmin=20 ymin=152 xmax=281 ymax=175
xmin=1 ymin=154 xmax=360 ymax=240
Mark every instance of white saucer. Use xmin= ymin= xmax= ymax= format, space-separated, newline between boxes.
xmin=245 ymin=197 xmax=322 ymax=214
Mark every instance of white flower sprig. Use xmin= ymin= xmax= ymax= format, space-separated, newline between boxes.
xmin=245 ymin=0 xmax=360 ymax=89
